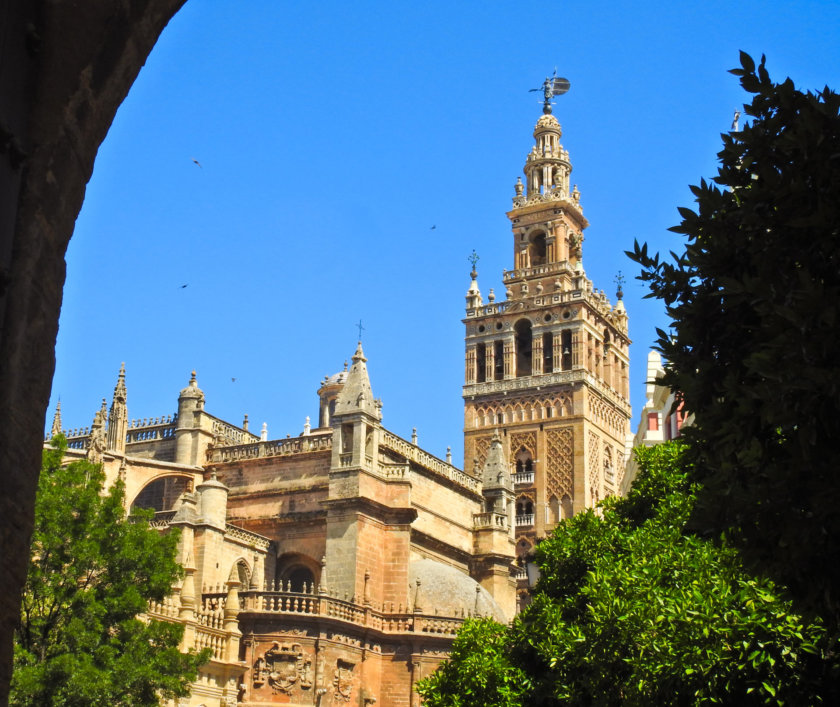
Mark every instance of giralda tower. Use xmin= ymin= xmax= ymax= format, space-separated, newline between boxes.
xmin=462 ymin=78 xmax=631 ymax=561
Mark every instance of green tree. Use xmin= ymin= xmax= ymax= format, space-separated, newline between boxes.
xmin=628 ymin=53 xmax=840 ymax=625
xmin=417 ymin=443 xmax=838 ymax=705
xmin=11 ymin=437 xmax=209 ymax=706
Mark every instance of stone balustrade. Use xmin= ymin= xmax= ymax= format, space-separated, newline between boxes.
xmin=380 ymin=430 xmax=479 ymax=493
xmin=200 ymin=584 xmax=486 ymax=638
xmin=515 ymin=513 xmax=534 ymax=527
xmin=512 ymin=471 xmax=534 ymax=485
xmin=224 ymin=523 xmax=272 ymax=551
xmin=207 ymin=431 xmax=333 ymax=463
xmin=209 ymin=416 xmax=259 ymax=446
xmin=473 ymin=511 xmax=508 ymax=530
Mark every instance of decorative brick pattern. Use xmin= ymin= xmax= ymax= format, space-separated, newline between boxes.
xmin=587 ymin=430 xmax=601 ymax=501
xmin=545 ymin=427 xmax=574 ymax=499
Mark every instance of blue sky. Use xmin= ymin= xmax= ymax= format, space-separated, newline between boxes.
xmin=49 ymin=0 xmax=840 ymax=466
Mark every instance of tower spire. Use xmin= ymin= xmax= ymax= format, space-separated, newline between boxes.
xmin=50 ymin=399 xmax=62 ymax=438
xmin=333 ymin=342 xmax=381 ymax=420
xmin=107 ymin=362 xmax=128 ymax=454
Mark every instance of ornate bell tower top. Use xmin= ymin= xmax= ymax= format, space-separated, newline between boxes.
xmin=503 ymin=84 xmax=590 ymax=302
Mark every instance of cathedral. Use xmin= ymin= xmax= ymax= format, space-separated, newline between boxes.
xmin=49 ymin=91 xmax=631 ymax=707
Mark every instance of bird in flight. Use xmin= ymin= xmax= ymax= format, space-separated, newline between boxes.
xmin=180 ymin=284 xmax=188 ymax=289
xmin=231 ymin=377 xmax=236 ymax=383
xmin=191 ymin=158 xmax=202 ymax=168
xmin=430 ymin=225 xmax=436 ymax=230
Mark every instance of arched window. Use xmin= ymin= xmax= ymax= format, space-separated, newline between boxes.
xmin=476 ymin=342 xmax=487 ymax=383
xmin=542 ymin=332 xmax=553 ymax=373
xmin=561 ymin=494 xmax=573 ymax=520
xmin=494 ymin=340 xmax=505 ymax=380
xmin=515 ymin=319 xmax=532 ymax=378
xmin=561 ymin=330 xmax=572 ymax=370
xmin=514 ymin=448 xmax=533 ymax=481
xmin=548 ymin=496 xmax=560 ymax=524
xmin=233 ymin=559 xmax=251 ymax=589
xmin=276 ymin=553 xmax=319 ymax=593
xmin=529 ymin=233 xmax=547 ymax=266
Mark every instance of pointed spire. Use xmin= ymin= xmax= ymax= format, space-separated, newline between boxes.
xmin=87 ymin=399 xmax=108 ymax=462
xmin=333 ymin=342 xmax=381 ymax=419
xmin=113 ymin=362 xmax=126 ymax=401
xmin=50 ymin=400 xmax=62 ymax=438
xmin=466 ymin=249 xmax=482 ymax=310
xmin=107 ymin=363 xmax=128 ymax=453
xmin=482 ymin=431 xmax=512 ymax=492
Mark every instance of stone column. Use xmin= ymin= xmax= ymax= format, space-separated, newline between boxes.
xmin=503 ymin=338 xmax=514 ymax=380
xmin=465 ymin=345 xmax=476 ymax=384
xmin=532 ymin=335 xmax=543 ymax=376
xmin=553 ymin=332 xmax=562 ymax=372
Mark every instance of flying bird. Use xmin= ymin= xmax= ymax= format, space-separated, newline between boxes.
xmin=231 ymin=377 xmax=236 ymax=383
xmin=430 ymin=225 xmax=436 ymax=230
xmin=191 ymin=158 xmax=202 ymax=168
xmin=180 ymin=284 xmax=188 ymax=289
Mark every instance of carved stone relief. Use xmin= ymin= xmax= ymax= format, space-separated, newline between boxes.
xmin=252 ymin=642 xmax=312 ymax=694
xmin=333 ymin=659 xmax=355 ymax=702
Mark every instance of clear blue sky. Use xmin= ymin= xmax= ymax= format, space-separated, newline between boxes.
xmin=49 ymin=0 xmax=840 ymax=466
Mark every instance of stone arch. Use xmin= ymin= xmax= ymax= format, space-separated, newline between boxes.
xmin=514 ymin=447 xmax=533 ymax=475
xmin=548 ymin=495 xmax=560 ymax=525
xmin=528 ymin=231 xmax=547 ymax=266
xmin=515 ymin=495 xmax=534 ymax=517
xmin=1 ymin=4 xmax=191 ymax=694
xmin=129 ymin=472 xmax=194 ymax=513
xmin=276 ymin=553 xmax=320 ymax=593
xmin=515 ymin=536 xmax=533 ymax=559
xmin=561 ymin=494 xmax=574 ymax=520
xmin=230 ymin=558 xmax=252 ymax=589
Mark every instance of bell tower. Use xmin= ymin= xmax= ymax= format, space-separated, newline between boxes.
xmin=463 ymin=81 xmax=631 ymax=561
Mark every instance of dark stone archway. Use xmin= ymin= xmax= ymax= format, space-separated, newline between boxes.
xmin=0 ymin=2 xmax=187 ymax=701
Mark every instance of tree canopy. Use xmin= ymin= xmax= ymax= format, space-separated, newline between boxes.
xmin=628 ymin=53 xmax=840 ymax=626
xmin=417 ymin=443 xmax=838 ymax=706
xmin=11 ymin=438 xmax=208 ymax=706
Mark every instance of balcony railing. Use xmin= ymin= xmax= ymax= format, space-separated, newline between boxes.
xmin=515 ymin=514 xmax=534 ymax=527
xmin=512 ymin=471 xmax=534 ymax=485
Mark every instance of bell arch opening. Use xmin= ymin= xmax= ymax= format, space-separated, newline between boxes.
xmin=515 ymin=319 xmax=533 ymax=378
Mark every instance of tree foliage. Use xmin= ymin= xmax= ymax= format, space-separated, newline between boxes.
xmin=628 ymin=53 xmax=840 ymax=625
xmin=417 ymin=443 xmax=838 ymax=705
xmin=11 ymin=438 xmax=208 ymax=706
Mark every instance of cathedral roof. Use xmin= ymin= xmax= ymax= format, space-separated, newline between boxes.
xmin=324 ymin=369 xmax=348 ymax=386
xmin=409 ymin=558 xmax=507 ymax=622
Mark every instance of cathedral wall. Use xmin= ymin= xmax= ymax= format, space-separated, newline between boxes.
xmin=241 ymin=628 xmax=426 ymax=707
xmin=219 ymin=452 xmax=331 ymax=499
xmin=409 ymin=469 xmax=479 ymax=556
xmin=325 ymin=512 xmax=359 ymax=600
xmin=126 ymin=437 xmax=176 ymax=461
xmin=379 ymin=653 xmax=414 ymax=707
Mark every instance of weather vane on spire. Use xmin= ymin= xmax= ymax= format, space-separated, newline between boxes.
xmin=614 ymin=271 xmax=625 ymax=300
xmin=529 ymin=70 xmax=570 ymax=114
xmin=468 ymin=250 xmax=480 ymax=278
xmin=356 ymin=319 xmax=365 ymax=340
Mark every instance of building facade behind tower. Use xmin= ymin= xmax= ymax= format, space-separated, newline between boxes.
xmin=463 ymin=103 xmax=631 ymax=564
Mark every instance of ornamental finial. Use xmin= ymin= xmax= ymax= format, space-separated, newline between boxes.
xmin=468 ymin=250 xmax=480 ymax=280
xmin=614 ymin=271 xmax=625 ymax=301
